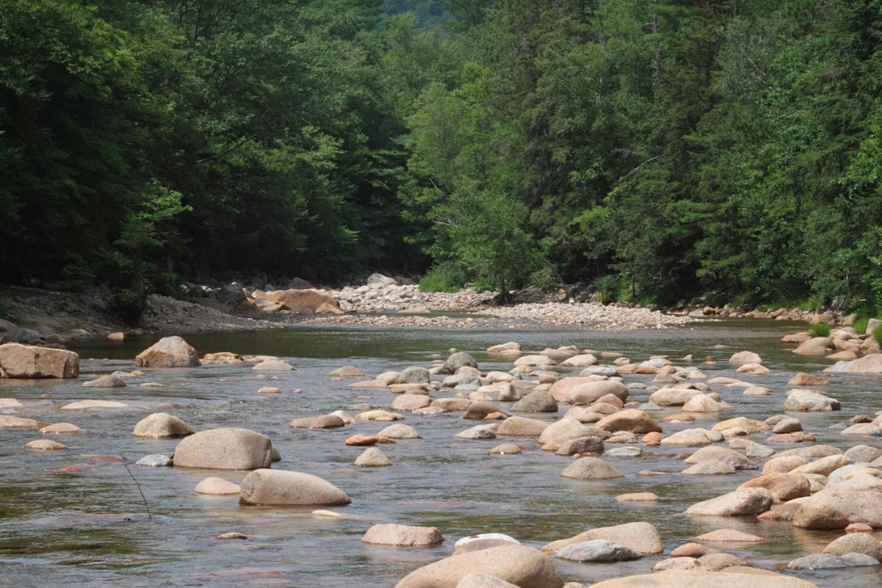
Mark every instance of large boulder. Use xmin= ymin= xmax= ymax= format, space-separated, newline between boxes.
xmin=826 ymin=353 xmax=882 ymax=374
xmin=823 ymin=533 xmax=882 ymax=560
xmin=174 ymin=428 xmax=273 ymax=470
xmin=539 ymin=419 xmax=608 ymax=451
xmin=729 ymin=351 xmax=762 ymax=364
xmin=362 ymin=523 xmax=443 ymax=547
xmin=595 ymin=409 xmax=662 ymax=434
xmin=399 ymin=366 xmax=431 ymax=384
xmin=257 ymin=289 xmax=340 ymax=313
xmin=589 ymin=570 xmax=819 ymax=588
xmin=497 ymin=416 xmax=550 ymax=436
xmin=784 ymin=389 xmax=840 ymax=412
xmin=738 ymin=473 xmax=811 ymax=502
xmin=793 ymin=490 xmax=882 ymax=529
xmin=567 ymin=381 xmax=628 ymax=405
xmin=133 ymin=413 xmax=194 ymax=438
xmin=684 ymin=488 xmax=774 ymax=516
xmin=548 ymin=377 xmax=597 ymax=402
xmin=394 ymin=544 xmax=563 ymax=588
xmin=561 ymin=457 xmax=623 ymax=480
xmin=512 ymin=391 xmax=558 ymax=413
xmin=0 ymin=343 xmax=79 ymax=378
xmin=239 ymin=469 xmax=351 ymax=506
xmin=442 ymin=352 xmax=479 ymax=374
xmin=135 ymin=336 xmax=200 ymax=368
xmin=541 ymin=522 xmax=663 ymax=555
xmin=793 ymin=337 xmax=833 ymax=355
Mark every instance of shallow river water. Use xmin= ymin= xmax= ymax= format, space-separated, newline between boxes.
xmin=2 ymin=320 xmax=882 ymax=587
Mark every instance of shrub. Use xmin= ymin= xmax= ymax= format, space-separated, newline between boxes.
xmin=810 ymin=323 xmax=831 ymax=337
xmin=853 ymin=316 xmax=870 ymax=335
xmin=873 ymin=324 xmax=882 ymax=346
xmin=419 ymin=264 xmax=466 ymax=293
xmin=0 ymin=297 xmax=19 ymax=323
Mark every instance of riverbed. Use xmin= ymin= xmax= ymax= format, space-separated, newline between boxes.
xmin=1 ymin=320 xmax=880 ymax=587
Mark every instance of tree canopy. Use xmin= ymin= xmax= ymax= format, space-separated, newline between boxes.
xmin=3 ymin=0 xmax=882 ymax=315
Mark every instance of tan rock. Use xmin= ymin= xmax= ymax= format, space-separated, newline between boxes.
xmin=684 ymin=488 xmax=774 ymax=516
xmin=793 ymin=490 xmax=882 ymax=529
xmin=0 ymin=343 xmax=79 ymax=378
xmin=394 ymin=544 xmax=562 ymax=588
xmin=362 ymin=523 xmax=443 ymax=547
xmin=729 ymin=351 xmax=762 ymax=364
xmin=174 ymin=428 xmax=273 ymax=470
xmin=589 ymin=570 xmax=818 ymax=588
xmin=694 ymin=529 xmax=763 ymax=542
xmin=239 ymin=469 xmax=351 ymax=505
xmin=595 ymin=409 xmax=662 ymax=434
xmin=195 ymin=477 xmax=241 ymax=495
xmin=497 ymin=416 xmax=550 ymax=436
xmin=739 ymin=473 xmax=811 ymax=502
xmin=134 ymin=336 xmax=199 ymax=368
xmin=25 ymin=439 xmax=68 ymax=450
xmin=541 ymin=522 xmax=663 ymax=555
xmin=0 ymin=415 xmax=45 ymax=429
xmin=290 ymin=415 xmax=346 ymax=429
xmin=133 ymin=413 xmax=194 ymax=438
xmin=789 ymin=373 xmax=829 ymax=386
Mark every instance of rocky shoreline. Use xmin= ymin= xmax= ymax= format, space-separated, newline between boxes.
xmin=0 ymin=276 xmax=835 ymax=345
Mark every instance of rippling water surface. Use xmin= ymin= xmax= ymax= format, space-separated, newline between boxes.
xmin=2 ymin=320 xmax=881 ymax=587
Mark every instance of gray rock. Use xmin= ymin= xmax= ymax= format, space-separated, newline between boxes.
xmin=136 ymin=454 xmax=173 ymax=467
xmin=398 ymin=366 xmax=431 ymax=384
xmin=442 ymin=352 xmax=479 ymax=374
xmin=133 ymin=413 xmax=194 ymax=438
xmin=12 ymin=328 xmax=42 ymax=344
xmin=83 ymin=374 xmax=127 ymax=388
xmin=788 ymin=553 xmax=879 ymax=569
xmin=174 ymin=428 xmax=273 ymax=470
xmin=555 ymin=540 xmax=642 ymax=562
xmin=512 ymin=390 xmax=558 ymax=413
xmin=557 ymin=436 xmax=604 ymax=456
xmin=355 ymin=447 xmax=392 ymax=467
xmin=561 ymin=457 xmax=623 ymax=480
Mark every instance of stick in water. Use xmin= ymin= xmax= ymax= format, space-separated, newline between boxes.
xmin=123 ymin=463 xmax=152 ymax=520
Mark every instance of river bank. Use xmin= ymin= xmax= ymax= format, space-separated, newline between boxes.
xmin=0 ymin=280 xmax=821 ymax=345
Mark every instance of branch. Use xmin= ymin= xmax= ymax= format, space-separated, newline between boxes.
xmin=615 ymin=155 xmax=660 ymax=185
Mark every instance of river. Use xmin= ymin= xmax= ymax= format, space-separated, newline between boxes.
xmin=0 ymin=320 xmax=880 ymax=587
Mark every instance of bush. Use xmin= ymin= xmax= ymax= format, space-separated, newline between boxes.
xmin=0 ymin=297 xmax=19 ymax=323
xmin=873 ymin=324 xmax=882 ymax=346
xmin=112 ymin=287 xmax=149 ymax=326
xmin=810 ymin=323 xmax=831 ymax=337
xmin=419 ymin=264 xmax=467 ymax=293
xmin=854 ymin=316 xmax=870 ymax=335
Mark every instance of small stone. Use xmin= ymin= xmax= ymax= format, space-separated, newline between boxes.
xmin=136 ymin=454 xmax=172 ymax=467
xmin=694 ymin=529 xmax=763 ymax=543
xmin=490 ymin=444 xmax=522 ymax=455
xmin=215 ymin=532 xmax=247 ymax=540
xmin=258 ymin=386 xmax=281 ymax=394
xmin=614 ymin=493 xmax=659 ymax=502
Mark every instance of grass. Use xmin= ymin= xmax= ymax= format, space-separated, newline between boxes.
xmin=873 ymin=324 xmax=882 ymax=346
xmin=809 ymin=323 xmax=831 ymax=337
xmin=419 ymin=264 xmax=466 ymax=293
xmin=853 ymin=316 xmax=870 ymax=335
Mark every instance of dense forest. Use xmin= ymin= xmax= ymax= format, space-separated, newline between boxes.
xmin=2 ymin=0 xmax=882 ymax=317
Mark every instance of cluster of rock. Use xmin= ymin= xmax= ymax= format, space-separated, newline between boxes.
xmin=10 ymin=323 xmax=882 ymax=587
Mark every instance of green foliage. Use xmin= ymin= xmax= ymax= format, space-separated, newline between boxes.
xmin=873 ymin=324 xmax=882 ymax=346
xmin=4 ymin=0 xmax=882 ymax=309
xmin=0 ymin=297 xmax=19 ymax=323
xmin=810 ymin=323 xmax=831 ymax=337
xmin=854 ymin=317 xmax=870 ymax=335
xmin=419 ymin=264 xmax=466 ymax=292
